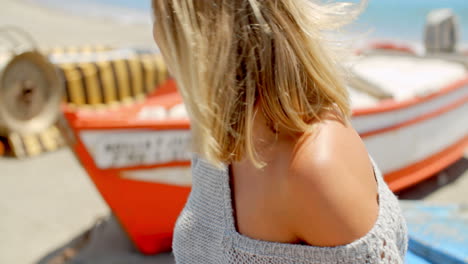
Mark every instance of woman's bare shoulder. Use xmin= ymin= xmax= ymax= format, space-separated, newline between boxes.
xmin=284 ymin=118 xmax=379 ymax=247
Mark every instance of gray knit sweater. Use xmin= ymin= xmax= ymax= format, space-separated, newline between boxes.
xmin=173 ymin=155 xmax=408 ymax=263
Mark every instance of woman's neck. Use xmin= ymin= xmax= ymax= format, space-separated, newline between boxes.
xmin=246 ymin=109 xmax=297 ymax=164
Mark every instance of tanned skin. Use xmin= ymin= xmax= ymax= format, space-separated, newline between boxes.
xmin=230 ymin=110 xmax=379 ymax=247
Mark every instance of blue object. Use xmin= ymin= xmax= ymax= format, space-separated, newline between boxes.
xmin=406 ymin=251 xmax=432 ymax=264
xmin=402 ymin=202 xmax=468 ymax=264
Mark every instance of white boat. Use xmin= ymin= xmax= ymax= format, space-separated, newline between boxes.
xmin=348 ymin=49 xmax=467 ymax=191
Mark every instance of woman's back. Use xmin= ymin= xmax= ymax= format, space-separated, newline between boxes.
xmin=230 ymin=116 xmax=381 ymax=247
xmin=173 ymin=140 xmax=408 ymax=263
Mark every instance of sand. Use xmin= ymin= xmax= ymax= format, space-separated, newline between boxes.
xmin=0 ymin=1 xmax=467 ymax=263
xmin=0 ymin=0 xmax=154 ymax=49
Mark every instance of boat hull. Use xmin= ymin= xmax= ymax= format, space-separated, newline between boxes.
xmin=353 ymin=77 xmax=468 ymax=191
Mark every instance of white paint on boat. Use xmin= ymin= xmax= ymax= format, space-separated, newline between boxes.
xmin=137 ymin=106 xmax=167 ymax=121
xmin=121 ymin=167 xmax=192 ymax=186
xmin=80 ymin=130 xmax=192 ymax=169
xmin=137 ymin=104 xmax=188 ymax=121
xmin=348 ymin=86 xmax=380 ymax=108
xmin=351 ymin=55 xmax=466 ymax=101
xmin=168 ymin=104 xmax=188 ymax=119
xmin=364 ymin=101 xmax=468 ymax=174
xmin=352 ymin=83 xmax=468 ymax=134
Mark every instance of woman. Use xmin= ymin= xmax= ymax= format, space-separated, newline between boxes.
xmin=152 ymin=0 xmax=408 ymax=263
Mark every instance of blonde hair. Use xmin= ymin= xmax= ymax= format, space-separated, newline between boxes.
xmin=152 ymin=0 xmax=366 ymax=167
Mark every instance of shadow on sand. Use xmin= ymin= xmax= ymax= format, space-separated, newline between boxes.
xmin=35 ymin=215 xmax=175 ymax=264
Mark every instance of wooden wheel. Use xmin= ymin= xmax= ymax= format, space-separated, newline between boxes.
xmin=0 ymin=51 xmax=63 ymax=134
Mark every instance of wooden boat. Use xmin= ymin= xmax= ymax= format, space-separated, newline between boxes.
xmin=59 ymin=43 xmax=468 ymax=254
xmin=349 ymin=46 xmax=468 ymax=192
xmin=61 ymin=79 xmax=190 ymax=254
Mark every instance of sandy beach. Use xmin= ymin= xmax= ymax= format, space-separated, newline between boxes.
xmin=0 ymin=0 xmax=154 ymax=49
xmin=0 ymin=1 xmax=467 ymax=263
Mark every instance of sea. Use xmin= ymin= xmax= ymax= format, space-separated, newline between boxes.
xmin=30 ymin=0 xmax=468 ymax=43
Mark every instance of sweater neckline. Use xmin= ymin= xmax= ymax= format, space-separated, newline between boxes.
xmin=219 ymin=156 xmax=385 ymax=256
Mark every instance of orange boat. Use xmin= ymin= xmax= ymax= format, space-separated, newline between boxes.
xmin=60 ymin=44 xmax=468 ymax=255
xmin=61 ymin=79 xmax=191 ymax=255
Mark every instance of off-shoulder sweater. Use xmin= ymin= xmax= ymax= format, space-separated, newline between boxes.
xmin=173 ymin=155 xmax=408 ymax=263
